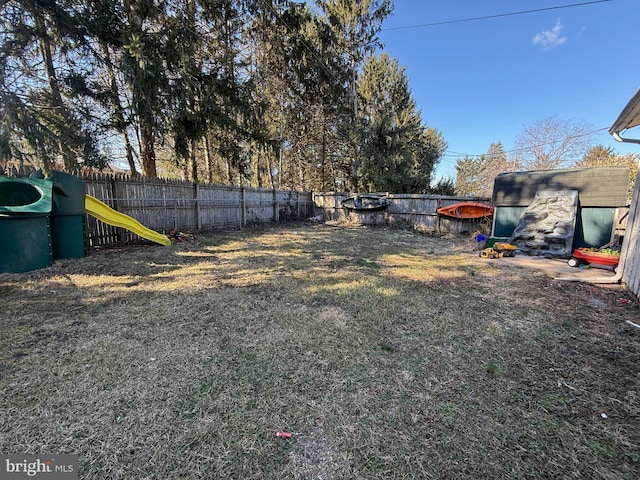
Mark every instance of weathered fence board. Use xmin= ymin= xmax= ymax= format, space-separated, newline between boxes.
xmin=313 ymin=192 xmax=493 ymax=233
xmin=79 ymin=173 xmax=313 ymax=247
xmin=5 ymin=164 xmax=640 ymax=299
xmin=621 ymin=171 xmax=640 ymax=300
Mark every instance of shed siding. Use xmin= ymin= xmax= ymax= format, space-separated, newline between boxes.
xmin=494 ymin=206 xmax=617 ymax=249
xmin=574 ymin=208 xmax=616 ymax=248
xmin=492 ymin=166 xmax=630 ymax=207
xmin=493 ymin=206 xmax=526 ymax=237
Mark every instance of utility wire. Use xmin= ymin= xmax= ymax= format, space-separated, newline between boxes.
xmin=440 ymin=127 xmax=610 ymax=161
xmin=382 ymin=0 xmax=614 ymax=31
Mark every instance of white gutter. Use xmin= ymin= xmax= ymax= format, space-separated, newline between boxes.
xmin=613 ymin=131 xmax=640 ymax=145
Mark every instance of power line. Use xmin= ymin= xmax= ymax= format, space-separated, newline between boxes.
xmin=441 ymin=127 xmax=610 ymax=161
xmin=382 ymin=0 xmax=614 ymax=32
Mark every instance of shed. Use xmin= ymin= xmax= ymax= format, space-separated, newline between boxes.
xmin=491 ymin=166 xmax=630 ymax=248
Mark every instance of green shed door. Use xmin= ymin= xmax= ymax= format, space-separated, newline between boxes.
xmin=493 ymin=206 xmax=526 ymax=237
xmin=573 ymin=208 xmax=615 ymax=249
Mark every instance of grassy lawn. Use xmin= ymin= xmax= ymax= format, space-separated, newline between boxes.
xmin=1 ymin=223 xmax=638 ymax=479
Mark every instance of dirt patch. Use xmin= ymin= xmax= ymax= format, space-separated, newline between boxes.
xmin=285 ymin=427 xmax=350 ymax=479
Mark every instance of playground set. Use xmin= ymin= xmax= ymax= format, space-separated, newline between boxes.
xmin=0 ymin=172 xmax=170 ymax=273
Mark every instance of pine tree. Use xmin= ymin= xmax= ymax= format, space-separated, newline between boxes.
xmin=358 ymin=54 xmax=446 ymax=193
xmin=315 ymin=0 xmax=392 ymax=190
xmin=0 ymin=0 xmax=98 ymax=173
xmin=454 ymin=142 xmax=517 ymax=197
xmin=576 ymin=145 xmax=639 ymax=200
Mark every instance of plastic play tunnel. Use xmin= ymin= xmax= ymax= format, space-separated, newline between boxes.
xmin=0 ymin=177 xmax=54 ymax=273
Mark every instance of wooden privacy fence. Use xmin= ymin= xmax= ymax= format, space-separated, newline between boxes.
xmin=81 ymin=173 xmax=314 ymax=247
xmin=313 ymin=192 xmax=493 ymax=234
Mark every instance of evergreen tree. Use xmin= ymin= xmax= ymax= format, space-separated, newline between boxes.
xmin=454 ymin=142 xmax=516 ymax=197
xmin=454 ymin=156 xmax=482 ymax=196
xmin=576 ymin=145 xmax=639 ymax=200
xmin=249 ymin=1 xmax=350 ymax=191
xmin=0 ymin=0 xmax=102 ymax=173
xmin=476 ymin=142 xmax=511 ymax=197
xmin=315 ymin=0 xmax=392 ymax=190
xmin=358 ymin=54 xmax=445 ymax=193
xmin=79 ymin=0 xmax=139 ymax=174
xmin=1 ymin=0 xmax=453 ymax=194
xmin=431 ymin=177 xmax=455 ymax=196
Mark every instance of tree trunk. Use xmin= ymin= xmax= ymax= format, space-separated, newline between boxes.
xmin=204 ymin=133 xmax=214 ymax=183
xmin=349 ymin=62 xmax=359 ymax=191
xmin=140 ymin=124 xmax=157 ymax=177
xmin=124 ymin=0 xmax=157 ymax=177
xmin=226 ymin=156 xmax=233 ymax=185
xmin=36 ymin=13 xmax=77 ymax=172
xmin=190 ymin=138 xmax=198 ymax=183
xmin=101 ymin=41 xmax=138 ymax=175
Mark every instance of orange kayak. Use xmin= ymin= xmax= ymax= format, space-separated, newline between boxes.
xmin=437 ymin=202 xmax=494 ymax=219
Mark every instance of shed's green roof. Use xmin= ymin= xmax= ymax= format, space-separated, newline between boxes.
xmin=492 ymin=166 xmax=630 ymax=207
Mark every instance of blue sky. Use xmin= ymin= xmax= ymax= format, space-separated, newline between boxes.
xmin=378 ymin=0 xmax=640 ymax=181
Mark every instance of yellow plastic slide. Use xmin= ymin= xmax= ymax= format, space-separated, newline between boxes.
xmin=85 ymin=195 xmax=171 ymax=246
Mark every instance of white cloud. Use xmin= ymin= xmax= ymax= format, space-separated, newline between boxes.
xmin=532 ymin=19 xmax=567 ymax=50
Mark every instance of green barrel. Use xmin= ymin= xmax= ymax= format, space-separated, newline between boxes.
xmin=0 ymin=177 xmax=53 ymax=273
xmin=49 ymin=172 xmax=86 ymax=259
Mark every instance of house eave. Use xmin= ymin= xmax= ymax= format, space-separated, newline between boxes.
xmin=610 ymin=88 xmax=640 ymax=143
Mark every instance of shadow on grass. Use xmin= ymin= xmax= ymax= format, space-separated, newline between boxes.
xmin=0 ymin=224 xmax=638 ymax=479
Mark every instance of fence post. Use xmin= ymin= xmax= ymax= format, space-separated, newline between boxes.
xmin=111 ymin=175 xmax=126 ymax=243
xmin=195 ymin=183 xmax=202 ymax=231
xmin=162 ymin=185 xmax=168 ymax=230
xmin=241 ymin=187 xmax=246 ymax=227
xmin=273 ymin=188 xmax=279 ymax=223
xmin=82 ymin=172 xmax=316 ymax=247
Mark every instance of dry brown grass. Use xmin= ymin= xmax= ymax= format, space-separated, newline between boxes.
xmin=1 ymin=223 xmax=638 ymax=479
